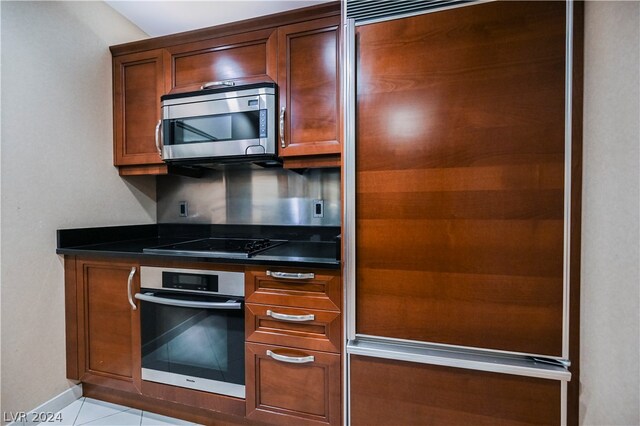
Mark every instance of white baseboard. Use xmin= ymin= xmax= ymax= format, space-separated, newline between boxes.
xmin=6 ymin=384 xmax=83 ymax=426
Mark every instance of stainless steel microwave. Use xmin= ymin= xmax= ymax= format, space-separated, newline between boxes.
xmin=158 ymin=82 xmax=277 ymax=164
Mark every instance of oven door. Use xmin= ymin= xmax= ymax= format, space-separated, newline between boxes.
xmin=136 ymin=290 xmax=245 ymax=398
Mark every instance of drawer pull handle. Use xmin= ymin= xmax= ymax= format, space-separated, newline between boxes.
xmin=201 ymin=80 xmax=235 ymax=90
xmin=266 ymin=271 xmax=315 ymax=280
xmin=127 ymin=267 xmax=137 ymax=311
xmin=266 ymin=350 xmax=315 ymax=364
xmin=266 ymin=310 xmax=315 ymax=322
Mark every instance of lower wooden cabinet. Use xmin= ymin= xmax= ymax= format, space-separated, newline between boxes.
xmin=67 ymin=257 xmax=141 ymax=393
xmin=246 ymin=342 xmax=341 ymax=425
xmin=349 ymin=355 xmax=563 ymax=426
xmin=64 ymin=257 xmax=343 ymax=425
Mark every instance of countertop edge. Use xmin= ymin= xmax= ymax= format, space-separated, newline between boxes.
xmin=56 ymin=248 xmax=342 ymax=270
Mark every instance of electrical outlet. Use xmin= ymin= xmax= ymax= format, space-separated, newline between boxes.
xmin=313 ymin=199 xmax=324 ymax=218
xmin=179 ymin=201 xmax=188 ymax=217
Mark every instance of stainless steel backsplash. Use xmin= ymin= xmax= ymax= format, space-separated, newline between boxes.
xmin=157 ymin=166 xmax=341 ymax=226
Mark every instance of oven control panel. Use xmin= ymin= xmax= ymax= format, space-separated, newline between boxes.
xmin=140 ymin=266 xmax=244 ymax=297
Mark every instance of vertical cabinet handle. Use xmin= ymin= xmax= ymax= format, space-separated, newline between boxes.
xmin=267 ymin=270 xmax=315 ymax=280
xmin=266 ymin=350 xmax=315 ymax=364
xmin=266 ymin=310 xmax=315 ymax=322
xmin=127 ymin=267 xmax=137 ymax=311
xmin=154 ymin=120 xmax=163 ymax=157
xmin=279 ymin=106 xmax=286 ymax=148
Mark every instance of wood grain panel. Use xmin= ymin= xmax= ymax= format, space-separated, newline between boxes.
xmin=64 ymin=257 xmax=79 ymax=380
xmin=278 ymin=17 xmax=341 ymax=157
xmin=357 ymin=164 xmax=564 ymax=193
xmin=246 ymin=342 xmax=341 ymax=425
xmin=356 ymin=269 xmax=563 ymax=355
xmin=358 ymin=219 xmax=563 ymax=277
xmin=359 ymin=190 xmax=564 ymax=220
xmin=170 ymin=29 xmax=277 ymax=92
xmin=283 ymin=155 xmax=341 ymax=169
xmin=355 ymin=1 xmax=568 ymax=356
xmin=350 ymin=356 xmax=561 ymax=426
xmin=83 ymin=383 xmax=250 ymax=426
xmin=141 ymin=380 xmax=245 ymax=418
xmin=356 ymin=1 xmax=565 ymax=172
xmin=118 ymin=164 xmax=168 ymax=176
xmin=246 ymin=303 xmax=342 ymax=353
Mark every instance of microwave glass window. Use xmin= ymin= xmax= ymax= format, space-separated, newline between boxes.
xmin=170 ymin=110 xmax=263 ymax=145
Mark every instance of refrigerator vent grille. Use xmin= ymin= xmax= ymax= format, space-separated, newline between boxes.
xmin=346 ymin=0 xmax=474 ymax=23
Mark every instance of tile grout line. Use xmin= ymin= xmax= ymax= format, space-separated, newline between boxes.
xmin=76 ymin=407 xmax=137 ymax=426
xmin=72 ymin=398 xmax=86 ymax=426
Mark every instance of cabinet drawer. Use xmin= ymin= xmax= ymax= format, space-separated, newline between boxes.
xmin=246 ymin=304 xmax=341 ymax=353
xmin=246 ymin=342 xmax=341 ymax=425
xmin=245 ymin=268 xmax=341 ymax=311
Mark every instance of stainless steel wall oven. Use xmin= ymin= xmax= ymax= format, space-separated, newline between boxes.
xmin=135 ymin=266 xmax=245 ymax=398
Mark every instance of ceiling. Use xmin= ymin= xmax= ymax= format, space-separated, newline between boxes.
xmin=105 ymin=0 xmax=333 ymax=37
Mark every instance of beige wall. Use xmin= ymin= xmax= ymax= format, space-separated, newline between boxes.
xmin=0 ymin=1 xmax=152 ymax=415
xmin=581 ymin=1 xmax=640 ymax=425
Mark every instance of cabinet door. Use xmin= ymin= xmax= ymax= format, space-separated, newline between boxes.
xmin=168 ymin=28 xmax=277 ymax=93
xmin=246 ymin=342 xmax=341 ymax=425
xmin=113 ymin=49 xmax=169 ymax=168
xmin=350 ymin=355 xmax=562 ymax=426
xmin=76 ymin=258 xmax=141 ymax=393
xmin=278 ymin=17 xmax=341 ymax=158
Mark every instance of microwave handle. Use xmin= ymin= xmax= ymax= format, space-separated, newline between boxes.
xmin=134 ymin=292 xmax=242 ymax=310
xmin=154 ymin=120 xmax=163 ymax=157
xmin=201 ymin=80 xmax=235 ymax=90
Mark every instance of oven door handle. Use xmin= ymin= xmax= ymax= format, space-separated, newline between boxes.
xmin=134 ymin=293 xmax=242 ymax=310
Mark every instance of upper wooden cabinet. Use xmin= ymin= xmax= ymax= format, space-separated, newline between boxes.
xmin=277 ymin=16 xmax=341 ymax=161
xmin=113 ymin=49 xmax=169 ymax=175
xmin=167 ymin=29 xmax=278 ymax=94
xmin=110 ymin=4 xmax=341 ymax=174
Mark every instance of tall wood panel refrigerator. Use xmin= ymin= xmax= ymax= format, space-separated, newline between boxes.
xmin=343 ymin=1 xmax=583 ymax=424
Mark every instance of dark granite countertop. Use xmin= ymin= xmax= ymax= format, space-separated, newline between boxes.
xmin=56 ymin=224 xmax=341 ymax=269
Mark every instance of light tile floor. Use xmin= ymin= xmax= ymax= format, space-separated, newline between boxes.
xmin=38 ymin=397 xmax=201 ymax=426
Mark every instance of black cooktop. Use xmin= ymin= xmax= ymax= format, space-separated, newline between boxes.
xmin=143 ymin=237 xmax=287 ymax=259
